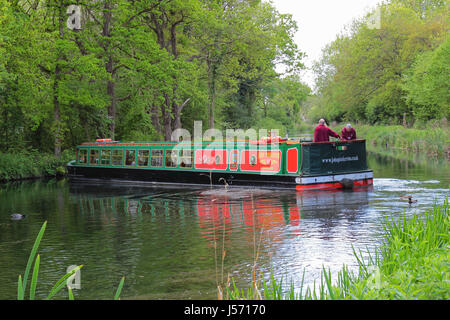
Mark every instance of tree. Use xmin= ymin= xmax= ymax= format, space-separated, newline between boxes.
xmin=311 ymin=0 xmax=448 ymax=125
xmin=403 ymin=38 xmax=450 ymax=121
xmin=258 ymin=75 xmax=310 ymax=134
xmin=220 ymin=0 xmax=304 ymax=130
xmin=0 ymin=0 xmax=308 ymax=156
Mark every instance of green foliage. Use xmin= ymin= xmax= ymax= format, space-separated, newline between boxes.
xmin=310 ymin=0 xmax=448 ymax=125
xmin=0 ymin=149 xmax=74 ymax=181
xmin=114 ymin=276 xmax=126 ymax=300
xmin=224 ymin=74 xmax=310 ymax=133
xmin=0 ymin=0 xmax=307 ymax=157
xmin=403 ymin=38 xmax=450 ymax=121
xmin=356 ymin=124 xmax=449 ymax=156
xmin=16 ymin=221 xmax=84 ymax=300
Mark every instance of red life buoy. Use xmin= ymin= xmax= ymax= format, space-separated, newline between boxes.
xmin=260 ymin=136 xmax=283 ymax=144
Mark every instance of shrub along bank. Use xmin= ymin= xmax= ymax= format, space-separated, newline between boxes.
xmin=0 ymin=150 xmax=73 ymax=182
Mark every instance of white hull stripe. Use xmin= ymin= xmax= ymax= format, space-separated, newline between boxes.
xmin=296 ymin=171 xmax=373 ymax=185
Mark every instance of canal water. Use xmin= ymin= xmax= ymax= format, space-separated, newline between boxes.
xmin=0 ymin=152 xmax=448 ymax=300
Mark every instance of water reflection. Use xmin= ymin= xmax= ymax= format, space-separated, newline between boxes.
xmin=69 ymin=183 xmax=371 ymax=244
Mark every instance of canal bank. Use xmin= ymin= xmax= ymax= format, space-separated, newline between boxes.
xmin=0 ymin=151 xmax=72 ymax=182
xmin=353 ymin=124 xmax=450 ymax=159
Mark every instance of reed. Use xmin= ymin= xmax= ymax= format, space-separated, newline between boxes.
xmin=17 ymin=221 xmax=125 ymax=300
xmin=354 ymin=125 xmax=449 ymax=157
xmin=225 ymin=194 xmax=450 ymax=300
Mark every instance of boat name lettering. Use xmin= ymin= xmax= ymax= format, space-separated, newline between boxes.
xmin=322 ymin=156 xmax=359 ymax=164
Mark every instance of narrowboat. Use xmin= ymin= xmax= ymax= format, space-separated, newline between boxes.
xmin=67 ymin=138 xmax=373 ymax=191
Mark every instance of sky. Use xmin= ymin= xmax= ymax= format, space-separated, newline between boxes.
xmin=269 ymin=0 xmax=383 ymax=89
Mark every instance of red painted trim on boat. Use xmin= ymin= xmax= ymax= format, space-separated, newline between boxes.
xmin=296 ymin=178 xmax=373 ymax=191
xmin=287 ymin=148 xmax=298 ymax=173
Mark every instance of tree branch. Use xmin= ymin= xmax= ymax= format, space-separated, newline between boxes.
xmin=178 ymin=98 xmax=191 ymax=112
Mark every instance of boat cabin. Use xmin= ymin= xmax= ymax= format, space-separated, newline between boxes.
xmin=68 ymin=138 xmax=373 ymax=190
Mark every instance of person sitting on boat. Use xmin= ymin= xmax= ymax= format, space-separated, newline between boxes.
xmin=314 ymin=119 xmax=340 ymax=142
xmin=341 ymin=123 xmax=357 ymax=141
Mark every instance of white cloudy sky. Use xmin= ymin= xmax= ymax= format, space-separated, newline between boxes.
xmin=269 ymin=0 xmax=383 ymax=88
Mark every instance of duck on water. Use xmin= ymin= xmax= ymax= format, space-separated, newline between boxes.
xmin=10 ymin=213 xmax=26 ymax=220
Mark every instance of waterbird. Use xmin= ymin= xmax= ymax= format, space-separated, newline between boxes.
xmin=400 ymin=195 xmax=417 ymax=204
xmin=218 ymin=177 xmax=229 ymax=190
xmin=11 ymin=213 xmax=26 ymax=220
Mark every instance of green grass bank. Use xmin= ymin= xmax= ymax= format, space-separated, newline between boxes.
xmin=224 ymin=194 xmax=450 ymax=300
xmin=0 ymin=150 xmax=73 ymax=182
xmin=356 ymin=124 xmax=450 ymax=158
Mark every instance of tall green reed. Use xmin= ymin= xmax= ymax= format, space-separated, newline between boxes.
xmin=225 ymin=194 xmax=449 ymax=300
xmin=17 ymin=221 xmax=125 ymax=300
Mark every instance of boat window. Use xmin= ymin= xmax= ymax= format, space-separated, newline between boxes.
xmin=249 ymin=155 xmax=257 ymax=166
xmin=89 ymin=149 xmax=99 ymax=165
xmin=151 ymin=149 xmax=163 ymax=167
xmin=179 ymin=149 xmax=193 ymax=168
xmin=165 ymin=150 xmax=178 ymax=168
xmin=125 ymin=150 xmax=136 ymax=166
xmin=112 ymin=150 xmax=123 ymax=166
xmin=100 ymin=149 xmax=111 ymax=165
xmin=138 ymin=150 xmax=149 ymax=167
xmin=214 ymin=155 xmax=221 ymax=165
xmin=78 ymin=149 xmax=88 ymax=164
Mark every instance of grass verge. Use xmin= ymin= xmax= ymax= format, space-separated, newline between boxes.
xmin=354 ymin=125 xmax=449 ymax=158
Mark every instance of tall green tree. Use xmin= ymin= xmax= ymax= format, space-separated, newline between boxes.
xmin=0 ymin=0 xmax=308 ymax=155
xmin=220 ymin=0 xmax=304 ymax=130
xmin=311 ymin=0 xmax=448 ymax=125
xmin=403 ymin=38 xmax=450 ymax=121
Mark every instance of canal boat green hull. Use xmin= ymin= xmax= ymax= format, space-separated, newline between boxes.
xmin=67 ymin=139 xmax=373 ymax=191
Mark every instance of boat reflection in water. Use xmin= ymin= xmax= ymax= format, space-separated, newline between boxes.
xmin=69 ymin=181 xmax=371 ymax=244
xmin=196 ymin=186 xmax=371 ymax=245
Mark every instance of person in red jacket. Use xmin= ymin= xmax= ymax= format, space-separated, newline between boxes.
xmin=314 ymin=119 xmax=340 ymax=142
xmin=341 ymin=124 xmax=357 ymax=141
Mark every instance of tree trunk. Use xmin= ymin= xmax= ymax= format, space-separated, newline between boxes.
xmin=103 ymin=1 xmax=116 ymax=139
xmin=206 ymin=51 xmax=221 ymax=130
xmin=53 ymin=3 xmax=65 ymax=158
xmin=150 ymin=104 xmax=162 ymax=136
xmin=162 ymin=94 xmax=172 ymax=140
xmin=208 ymin=62 xmax=217 ymax=130
xmin=53 ymin=73 xmax=61 ymax=158
xmin=209 ymin=91 xmax=215 ymax=130
xmin=173 ymin=98 xmax=190 ymax=131
xmin=106 ymin=56 xmax=116 ymax=139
